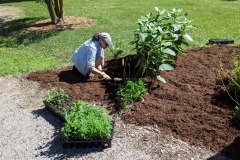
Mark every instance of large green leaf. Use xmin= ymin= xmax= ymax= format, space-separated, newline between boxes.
xmin=140 ymin=33 xmax=148 ymax=42
xmin=183 ymin=34 xmax=193 ymax=42
xmin=157 ymin=75 xmax=166 ymax=83
xmin=162 ymin=48 xmax=176 ymax=56
xmin=159 ymin=63 xmax=174 ymax=71
xmin=162 ymin=41 xmax=172 ymax=46
xmin=172 ymin=24 xmax=182 ymax=32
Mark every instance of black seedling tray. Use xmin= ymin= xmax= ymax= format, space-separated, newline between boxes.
xmin=209 ymin=39 xmax=234 ymax=44
xmin=60 ymin=121 xmax=115 ymax=149
xmin=43 ymin=101 xmax=66 ymax=122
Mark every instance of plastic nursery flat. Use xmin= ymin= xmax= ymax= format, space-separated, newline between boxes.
xmin=60 ymin=121 xmax=115 ymax=149
xmin=209 ymin=39 xmax=234 ymax=44
xmin=43 ymin=100 xmax=66 ymax=122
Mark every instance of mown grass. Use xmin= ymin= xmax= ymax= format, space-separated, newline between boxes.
xmin=0 ymin=0 xmax=240 ymax=76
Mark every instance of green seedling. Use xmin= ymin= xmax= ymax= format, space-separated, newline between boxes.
xmin=233 ymin=106 xmax=240 ymax=122
xmin=108 ymin=42 xmax=124 ymax=63
xmin=44 ymin=87 xmax=73 ymax=115
xmin=61 ymin=101 xmax=113 ymax=140
xmin=116 ymin=79 xmax=148 ymax=109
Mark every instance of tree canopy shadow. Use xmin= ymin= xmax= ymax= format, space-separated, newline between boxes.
xmin=221 ymin=0 xmax=238 ymax=1
xmin=0 ymin=17 xmax=61 ymax=47
xmin=0 ymin=0 xmax=34 ymax=4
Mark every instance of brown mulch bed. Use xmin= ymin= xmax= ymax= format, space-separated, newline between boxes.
xmin=27 ymin=44 xmax=240 ymax=159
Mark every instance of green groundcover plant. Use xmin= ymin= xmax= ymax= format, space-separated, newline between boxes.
xmin=227 ymin=54 xmax=240 ymax=121
xmin=228 ymin=54 xmax=240 ymax=95
xmin=116 ymin=79 xmax=148 ymax=109
xmin=220 ymin=53 xmax=240 ymax=122
xmin=233 ymin=106 xmax=240 ymax=122
xmin=108 ymin=42 xmax=124 ymax=62
xmin=131 ymin=7 xmax=196 ymax=83
xmin=44 ymin=87 xmax=73 ymax=115
xmin=61 ymin=101 xmax=113 ymax=140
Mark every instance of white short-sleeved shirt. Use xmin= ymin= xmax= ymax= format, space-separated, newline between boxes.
xmin=71 ymin=39 xmax=104 ymax=76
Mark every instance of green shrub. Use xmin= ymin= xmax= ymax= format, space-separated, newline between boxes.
xmin=61 ymin=101 xmax=113 ymax=140
xmin=116 ymin=79 xmax=148 ymax=108
xmin=131 ymin=7 xmax=196 ymax=83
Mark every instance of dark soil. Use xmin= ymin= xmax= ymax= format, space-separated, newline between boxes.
xmin=27 ymin=44 xmax=240 ymax=160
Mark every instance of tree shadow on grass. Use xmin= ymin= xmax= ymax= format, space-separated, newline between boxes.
xmin=31 ymin=108 xmax=105 ymax=159
xmin=221 ymin=0 xmax=238 ymax=1
xmin=0 ymin=0 xmax=34 ymax=4
xmin=0 ymin=17 xmax=61 ymax=47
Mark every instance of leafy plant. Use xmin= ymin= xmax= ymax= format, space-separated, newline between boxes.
xmin=131 ymin=7 xmax=197 ymax=83
xmin=61 ymin=101 xmax=113 ymax=140
xmin=233 ymin=106 xmax=240 ymax=122
xmin=227 ymin=54 xmax=240 ymax=122
xmin=116 ymin=79 xmax=148 ymax=108
xmin=219 ymin=53 xmax=240 ymax=123
xmin=108 ymin=42 xmax=124 ymax=62
xmin=44 ymin=87 xmax=73 ymax=115
xmin=228 ymin=54 xmax=240 ymax=94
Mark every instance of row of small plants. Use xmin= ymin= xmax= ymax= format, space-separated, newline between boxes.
xmin=62 ymin=101 xmax=113 ymax=140
xmin=220 ymin=54 xmax=240 ymax=122
xmin=44 ymin=87 xmax=113 ymax=141
xmin=44 ymin=87 xmax=73 ymax=115
xmin=227 ymin=54 xmax=240 ymax=122
xmin=44 ymin=80 xmax=147 ymax=140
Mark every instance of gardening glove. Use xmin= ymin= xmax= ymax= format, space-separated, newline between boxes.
xmin=101 ymin=72 xmax=111 ymax=80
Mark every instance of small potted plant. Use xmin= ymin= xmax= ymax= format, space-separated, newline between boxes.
xmin=43 ymin=87 xmax=73 ymax=122
xmin=60 ymin=101 xmax=114 ymax=148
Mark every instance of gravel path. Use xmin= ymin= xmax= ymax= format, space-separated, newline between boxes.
xmin=0 ymin=74 xmax=231 ymax=160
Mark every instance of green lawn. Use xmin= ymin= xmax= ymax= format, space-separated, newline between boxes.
xmin=0 ymin=0 xmax=240 ymax=76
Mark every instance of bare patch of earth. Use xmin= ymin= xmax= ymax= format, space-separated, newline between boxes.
xmin=21 ymin=16 xmax=94 ymax=32
xmin=0 ymin=6 xmax=94 ymax=32
xmin=0 ymin=6 xmax=21 ymax=27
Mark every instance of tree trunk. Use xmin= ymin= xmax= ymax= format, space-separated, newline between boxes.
xmin=59 ymin=0 xmax=64 ymax=21
xmin=54 ymin=0 xmax=60 ymax=18
xmin=44 ymin=0 xmax=64 ymax=24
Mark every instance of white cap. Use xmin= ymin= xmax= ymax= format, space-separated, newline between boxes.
xmin=98 ymin=32 xmax=113 ymax=46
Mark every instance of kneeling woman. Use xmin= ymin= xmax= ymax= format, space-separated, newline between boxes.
xmin=71 ymin=32 xmax=113 ymax=80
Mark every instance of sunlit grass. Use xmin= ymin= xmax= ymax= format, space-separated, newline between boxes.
xmin=0 ymin=0 xmax=240 ymax=76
